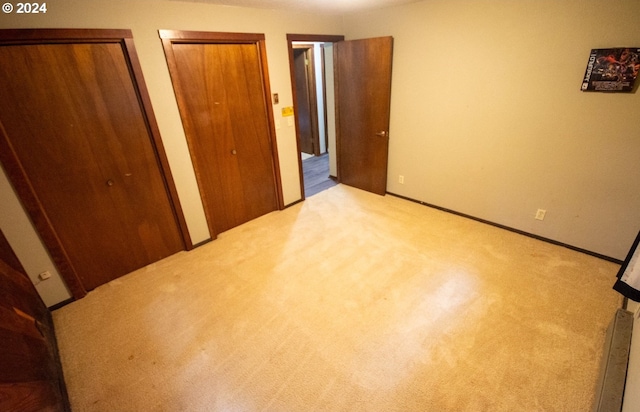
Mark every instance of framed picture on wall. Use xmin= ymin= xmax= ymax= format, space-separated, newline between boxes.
xmin=614 ymin=231 xmax=640 ymax=302
xmin=581 ymin=48 xmax=640 ymax=92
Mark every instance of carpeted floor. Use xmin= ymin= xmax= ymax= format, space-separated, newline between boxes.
xmin=53 ymin=185 xmax=622 ymax=411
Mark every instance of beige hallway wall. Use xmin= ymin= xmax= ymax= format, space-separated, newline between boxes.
xmin=342 ymin=0 xmax=640 ymax=260
xmin=0 ymin=0 xmax=343 ymax=305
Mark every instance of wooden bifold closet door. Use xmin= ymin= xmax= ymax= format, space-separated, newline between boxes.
xmin=0 ymin=30 xmax=187 ymax=296
xmin=160 ymin=30 xmax=282 ymax=238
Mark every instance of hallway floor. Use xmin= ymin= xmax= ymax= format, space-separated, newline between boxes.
xmin=303 ymin=153 xmax=336 ymax=197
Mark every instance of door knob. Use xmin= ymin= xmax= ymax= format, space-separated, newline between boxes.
xmin=231 ymin=149 xmax=237 ymax=155
xmin=375 ymin=131 xmax=388 ymax=137
xmin=106 ymin=179 xmax=114 ymax=187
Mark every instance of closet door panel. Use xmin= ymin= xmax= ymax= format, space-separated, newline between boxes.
xmin=0 ymin=39 xmax=184 ymax=291
xmin=165 ymin=36 xmax=279 ymax=236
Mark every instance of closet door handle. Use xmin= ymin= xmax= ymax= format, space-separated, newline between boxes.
xmin=375 ymin=131 xmax=388 ymax=137
xmin=106 ymin=179 xmax=114 ymax=187
xmin=231 ymin=149 xmax=237 ymax=155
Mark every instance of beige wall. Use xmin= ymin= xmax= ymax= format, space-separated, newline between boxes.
xmin=0 ymin=167 xmax=71 ymax=306
xmin=343 ymin=0 xmax=640 ymax=260
xmin=0 ymin=0 xmax=343 ymax=305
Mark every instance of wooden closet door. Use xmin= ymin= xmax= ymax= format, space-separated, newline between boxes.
xmin=0 ymin=39 xmax=184 ymax=291
xmin=161 ymin=32 xmax=280 ymax=236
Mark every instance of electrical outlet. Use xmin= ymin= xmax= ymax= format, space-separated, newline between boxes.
xmin=535 ymin=209 xmax=546 ymax=221
xmin=399 ymin=175 xmax=405 ymax=184
xmin=38 ymin=271 xmax=52 ymax=281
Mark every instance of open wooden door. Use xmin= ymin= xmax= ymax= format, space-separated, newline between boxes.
xmin=335 ymin=37 xmax=393 ymax=196
xmin=293 ymin=46 xmax=320 ymax=156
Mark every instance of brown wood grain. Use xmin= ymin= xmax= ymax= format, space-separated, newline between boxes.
xmin=0 ymin=31 xmax=185 ymax=292
xmin=0 ymin=230 xmax=26 ymax=278
xmin=123 ymin=37 xmax=193 ymax=251
xmin=0 ymin=381 xmax=63 ymax=412
xmin=0 ymin=261 xmax=47 ymax=325
xmin=161 ymin=32 xmax=281 ymax=236
xmin=335 ymin=37 xmax=394 ymax=195
xmin=0 ymin=28 xmax=132 ymax=43
xmin=293 ymin=46 xmax=319 ymax=155
xmin=0 ymin=259 xmax=67 ymax=411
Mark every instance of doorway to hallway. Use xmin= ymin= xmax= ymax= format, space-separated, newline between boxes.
xmin=288 ymin=34 xmax=394 ymax=199
xmin=288 ymin=34 xmax=343 ymax=199
xmin=302 ymin=153 xmax=336 ymax=197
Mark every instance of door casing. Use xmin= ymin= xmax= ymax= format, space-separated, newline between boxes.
xmin=160 ymin=30 xmax=283 ymax=238
xmin=0 ymin=29 xmax=190 ymax=299
xmin=293 ymin=46 xmax=321 ymax=156
xmin=287 ymin=34 xmax=345 ymax=201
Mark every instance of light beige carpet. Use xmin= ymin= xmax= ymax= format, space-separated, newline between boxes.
xmin=53 ymin=185 xmax=622 ymax=411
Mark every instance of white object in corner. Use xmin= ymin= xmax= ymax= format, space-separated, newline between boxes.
xmin=622 ymin=305 xmax=640 ymax=412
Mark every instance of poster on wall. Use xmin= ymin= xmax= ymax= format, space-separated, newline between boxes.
xmin=613 ymin=231 xmax=640 ymax=302
xmin=581 ymin=48 xmax=640 ymax=92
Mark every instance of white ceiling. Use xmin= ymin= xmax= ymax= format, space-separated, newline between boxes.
xmin=168 ymin=0 xmax=423 ymax=14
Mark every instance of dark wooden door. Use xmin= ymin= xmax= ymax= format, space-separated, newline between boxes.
xmin=0 ymin=233 xmax=69 ymax=411
xmin=0 ymin=34 xmax=185 ymax=292
xmin=294 ymin=47 xmax=319 ymax=156
xmin=335 ymin=37 xmax=394 ymax=195
xmin=161 ymin=31 xmax=281 ymax=237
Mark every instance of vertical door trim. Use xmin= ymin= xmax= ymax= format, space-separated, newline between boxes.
xmin=293 ymin=45 xmax=320 ymax=156
xmin=0 ymin=29 xmax=191 ymax=300
xmin=286 ymin=34 xmax=344 ymax=202
xmin=122 ymin=37 xmax=192 ymax=250
xmin=319 ymin=44 xmax=330 ymax=156
xmin=159 ymin=30 xmax=284 ymax=239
